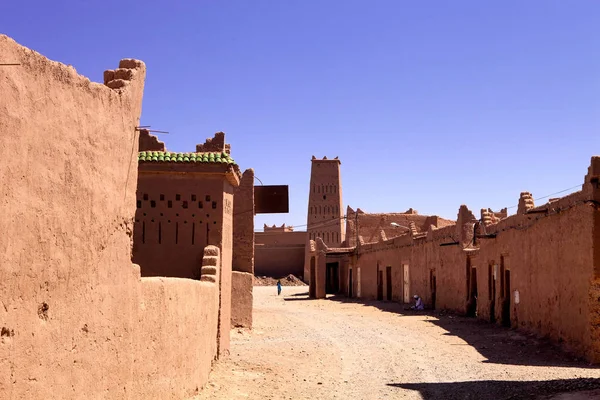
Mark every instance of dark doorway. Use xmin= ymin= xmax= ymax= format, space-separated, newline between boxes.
xmin=386 ymin=266 xmax=392 ymax=301
xmin=489 ymin=264 xmax=496 ymax=323
xmin=326 ymin=262 xmax=340 ymax=294
xmin=377 ymin=270 xmax=384 ymax=301
xmin=430 ymin=270 xmax=437 ymax=310
xmin=502 ymin=268 xmax=511 ymax=327
xmin=348 ymin=269 xmax=353 ymax=298
xmin=467 ymin=267 xmax=478 ymax=317
xmin=309 ymin=257 xmax=316 ymax=298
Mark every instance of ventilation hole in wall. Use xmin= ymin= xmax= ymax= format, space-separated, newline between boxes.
xmin=213 ymin=221 xmax=217 ymax=224
xmin=192 ymin=222 xmax=195 ymax=245
xmin=192 ymin=214 xmax=195 ymax=217
xmin=142 ymin=221 xmax=145 ymax=244
xmin=150 ymin=200 xmax=156 ymax=208
xmin=198 ymin=202 xmax=203 ymax=209
xmin=143 ymin=213 xmax=147 ymax=217
xmin=160 ymin=213 xmax=164 ymax=217
xmin=168 ymin=220 xmax=171 ymax=223
xmin=184 ymin=220 xmax=187 ymax=224
xmin=183 ymin=201 xmax=188 ymax=209
xmin=151 ymin=219 xmax=154 ymax=223
xmin=205 ymin=195 xmax=211 ymax=202
xmin=143 ymin=194 xmax=148 ymax=201
xmin=168 ymin=201 xmax=172 ymax=208
xmin=212 ymin=201 xmax=217 ymax=209
xmin=206 ymin=214 xmax=210 ymax=217
xmin=191 ymin=194 xmax=197 ymax=201
xmin=175 ymin=222 xmax=179 ymax=244
xmin=176 ymin=213 xmax=179 ymax=217
xmin=136 ymin=200 xmax=141 ymax=208
xmin=176 ymin=194 xmax=181 ymax=201
xmin=160 ymin=194 xmax=165 ymax=201
xmin=199 ymin=220 xmax=203 ymax=224
xmin=158 ymin=222 xmax=162 ymax=244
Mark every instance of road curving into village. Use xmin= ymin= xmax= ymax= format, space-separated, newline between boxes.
xmin=194 ymin=287 xmax=600 ymax=400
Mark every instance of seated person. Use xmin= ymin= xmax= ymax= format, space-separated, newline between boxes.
xmin=410 ymin=294 xmax=424 ymax=310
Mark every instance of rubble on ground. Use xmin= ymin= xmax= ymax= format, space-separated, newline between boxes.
xmin=253 ymin=274 xmax=307 ymax=286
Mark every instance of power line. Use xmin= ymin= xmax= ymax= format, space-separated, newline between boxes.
xmin=254 ymin=215 xmax=348 ymax=233
xmin=494 ymin=184 xmax=582 ymax=213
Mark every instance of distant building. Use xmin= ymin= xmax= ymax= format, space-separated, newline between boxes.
xmin=303 ymin=156 xmax=345 ymax=283
xmin=255 ymin=224 xmax=305 ymax=278
xmin=306 ymin=154 xmax=600 ymax=364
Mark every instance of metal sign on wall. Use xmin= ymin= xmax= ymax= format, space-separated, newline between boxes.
xmin=254 ymin=185 xmax=289 ymax=214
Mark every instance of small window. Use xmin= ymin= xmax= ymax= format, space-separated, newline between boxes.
xmin=136 ymin=200 xmax=141 ymax=208
xmin=212 ymin=201 xmax=217 ymax=209
xmin=191 ymin=194 xmax=197 ymax=201
xmin=176 ymin=194 xmax=181 ymax=201
xmin=143 ymin=194 xmax=148 ymax=201
xmin=205 ymin=195 xmax=211 ymax=202
xmin=198 ymin=202 xmax=203 ymax=209
xmin=150 ymin=200 xmax=156 ymax=208
xmin=160 ymin=194 xmax=165 ymax=201
xmin=323 ymin=195 xmax=326 ymax=200
xmin=168 ymin=201 xmax=172 ymax=208
xmin=183 ymin=201 xmax=188 ymax=209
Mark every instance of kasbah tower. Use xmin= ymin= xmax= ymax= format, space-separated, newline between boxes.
xmin=303 ymin=155 xmax=345 ymax=281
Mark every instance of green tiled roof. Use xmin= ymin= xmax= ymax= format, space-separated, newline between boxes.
xmin=138 ymin=151 xmax=236 ymax=165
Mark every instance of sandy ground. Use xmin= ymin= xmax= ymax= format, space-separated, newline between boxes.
xmin=194 ymin=287 xmax=600 ymax=400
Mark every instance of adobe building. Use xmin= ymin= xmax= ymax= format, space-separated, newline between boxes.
xmin=255 ymin=224 xmax=306 ymax=278
xmin=303 ymin=156 xmax=345 ymax=284
xmin=307 ymin=154 xmax=600 ymax=363
xmin=133 ymin=130 xmax=255 ymax=329
xmin=134 ymin=131 xmax=239 ymax=279
xmin=0 ymin=34 xmax=234 ymax=398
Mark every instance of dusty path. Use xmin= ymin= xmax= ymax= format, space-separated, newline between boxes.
xmin=195 ymin=287 xmax=600 ymax=400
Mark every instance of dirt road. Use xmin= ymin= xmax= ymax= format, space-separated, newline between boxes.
xmin=195 ymin=287 xmax=600 ymax=400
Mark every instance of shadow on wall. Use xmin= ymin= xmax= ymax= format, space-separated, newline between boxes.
xmin=388 ymin=378 xmax=600 ymax=400
xmin=290 ymin=293 xmax=600 ymax=369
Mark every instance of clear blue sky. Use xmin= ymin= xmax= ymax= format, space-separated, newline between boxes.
xmin=3 ymin=1 xmax=599 ymax=230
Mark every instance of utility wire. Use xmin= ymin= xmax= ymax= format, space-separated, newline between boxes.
xmin=254 ymin=215 xmax=348 ymax=233
xmin=493 ymin=184 xmax=582 ymax=213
